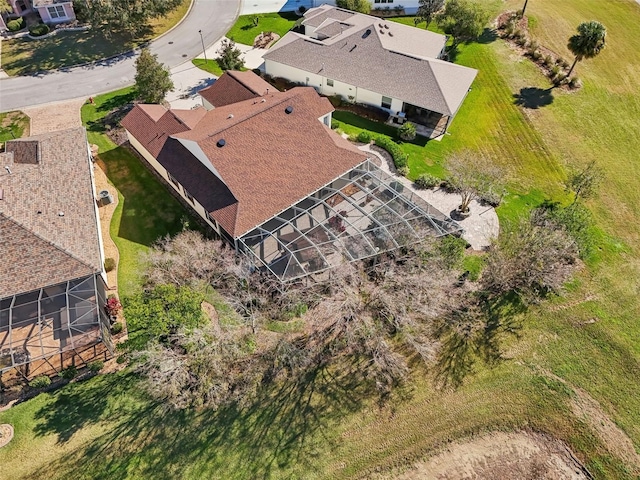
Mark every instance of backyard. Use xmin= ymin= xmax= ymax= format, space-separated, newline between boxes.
xmin=0 ymin=0 xmax=189 ymax=76
xmin=1 ymin=0 xmax=640 ymax=478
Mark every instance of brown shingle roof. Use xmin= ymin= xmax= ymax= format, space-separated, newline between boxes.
xmin=0 ymin=128 xmax=102 ymax=298
xmin=198 ymin=70 xmax=273 ymax=108
xmin=173 ymin=87 xmax=368 ymax=237
xmin=121 ymin=105 xmax=196 ymax=158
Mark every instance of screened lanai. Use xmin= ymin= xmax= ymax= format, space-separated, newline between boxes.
xmin=238 ymin=160 xmax=463 ymax=281
xmin=0 ymin=275 xmax=113 ymax=373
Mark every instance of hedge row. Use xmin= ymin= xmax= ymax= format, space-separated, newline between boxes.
xmin=374 ymin=136 xmax=408 ymax=169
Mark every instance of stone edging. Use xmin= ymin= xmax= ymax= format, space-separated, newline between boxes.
xmin=0 ymin=424 xmax=14 ymax=448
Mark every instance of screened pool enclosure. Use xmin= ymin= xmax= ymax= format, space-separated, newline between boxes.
xmin=239 ymin=160 xmax=463 ymax=281
xmin=0 ymin=275 xmax=113 ymax=373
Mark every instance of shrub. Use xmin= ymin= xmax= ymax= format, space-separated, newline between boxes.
xmin=531 ymin=50 xmax=542 ymax=61
xmin=397 ymin=165 xmax=410 ymax=177
xmin=111 ymin=322 xmax=123 ymax=334
xmin=553 ymin=73 xmax=567 ymax=85
xmin=29 ymin=23 xmax=49 ymax=36
xmin=374 ymin=136 xmax=408 ymax=169
xmin=357 ymin=131 xmax=372 ymax=143
xmin=330 ymin=119 xmax=339 ymax=129
xmin=29 ymin=375 xmax=51 ymax=389
xmin=560 ymin=59 xmax=570 ymax=69
xmin=435 ymin=235 xmax=467 ymax=269
xmin=544 ymin=55 xmax=554 ymax=67
xmin=515 ymin=35 xmax=527 ymax=47
xmin=105 ymin=296 xmax=122 ymax=317
xmin=398 ymin=122 xmax=417 ymax=141
xmin=528 ymin=40 xmax=539 ymax=51
xmin=569 ymin=77 xmax=581 ymax=89
xmin=104 ymin=257 xmax=116 ymax=272
xmin=327 ymin=95 xmax=342 ymax=107
xmin=414 ymin=173 xmax=439 ymax=189
xmin=87 ymin=360 xmax=104 ymax=372
xmin=550 ymin=65 xmax=561 ymax=78
xmin=7 ymin=17 xmax=25 ymax=32
xmin=59 ymin=365 xmax=78 ymax=380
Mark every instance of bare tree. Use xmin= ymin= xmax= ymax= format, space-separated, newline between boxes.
xmin=481 ymin=216 xmax=579 ymax=301
xmin=565 ymin=160 xmax=603 ymax=206
xmin=446 ymin=150 xmax=504 ymax=214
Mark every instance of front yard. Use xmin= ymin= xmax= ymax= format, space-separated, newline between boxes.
xmin=226 ymin=12 xmax=298 ymax=46
xmin=0 ymin=0 xmax=189 ymax=76
xmin=0 ymin=110 xmax=30 ymax=141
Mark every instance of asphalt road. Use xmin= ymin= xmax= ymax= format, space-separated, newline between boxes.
xmin=0 ymin=0 xmax=240 ymax=112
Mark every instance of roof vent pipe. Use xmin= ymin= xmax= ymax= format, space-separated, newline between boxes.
xmin=228 ymin=114 xmax=234 ymax=119
xmin=285 ymin=106 xmax=294 ymax=114
xmin=4 ymin=166 xmax=11 ymax=175
xmin=217 ymin=139 xmax=226 ymax=148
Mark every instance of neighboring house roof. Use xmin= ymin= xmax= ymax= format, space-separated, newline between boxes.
xmin=123 ymin=82 xmax=368 ymax=238
xmin=198 ymin=70 xmax=274 ymax=108
xmin=263 ymin=6 xmax=477 ymax=116
xmin=0 ymin=128 xmax=102 ymax=298
xmin=33 ymin=0 xmax=71 ymax=6
xmin=120 ymin=104 xmax=206 ymax=158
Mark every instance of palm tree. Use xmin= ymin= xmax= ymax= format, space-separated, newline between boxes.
xmin=567 ymin=21 xmax=606 ymax=77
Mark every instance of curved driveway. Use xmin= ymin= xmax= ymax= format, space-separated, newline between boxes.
xmin=0 ymin=0 xmax=240 ymax=111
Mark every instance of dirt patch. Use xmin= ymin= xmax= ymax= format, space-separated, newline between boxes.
xmin=390 ymin=431 xmax=589 ymax=480
xmin=0 ymin=424 xmax=14 ymax=448
xmin=570 ymin=387 xmax=640 ymax=474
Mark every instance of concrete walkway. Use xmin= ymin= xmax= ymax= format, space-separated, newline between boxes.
xmin=358 ymin=143 xmax=499 ymax=250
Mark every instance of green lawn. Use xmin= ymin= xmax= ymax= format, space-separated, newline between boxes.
xmin=192 ymin=58 xmax=248 ymax=77
xmin=0 ymin=0 xmax=190 ymax=76
xmin=80 ymin=88 xmax=194 ymax=293
xmin=226 ymin=12 xmax=298 ymax=46
xmin=0 ymin=110 xmax=29 ymax=141
xmin=2 ymin=1 xmax=640 ymax=478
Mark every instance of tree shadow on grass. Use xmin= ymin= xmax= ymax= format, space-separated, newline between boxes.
xmin=29 ymin=364 xmax=377 ymax=479
xmin=476 ymin=27 xmax=498 ymax=45
xmin=434 ymin=294 xmax=527 ymax=389
xmin=513 ymin=87 xmax=555 ymax=109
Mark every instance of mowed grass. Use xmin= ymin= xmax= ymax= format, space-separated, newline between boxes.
xmin=2 ymin=2 xmax=640 ymax=479
xmin=226 ymin=12 xmax=298 ymax=46
xmin=0 ymin=0 xmax=190 ymax=76
xmin=0 ymin=110 xmax=29 ymax=141
xmin=81 ymin=88 xmax=193 ymax=293
xmin=192 ymin=58 xmax=248 ymax=77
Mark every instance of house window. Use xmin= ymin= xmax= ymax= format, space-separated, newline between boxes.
xmin=183 ymin=187 xmax=194 ymax=204
xmin=48 ymin=5 xmax=66 ymax=18
xmin=167 ymin=171 xmax=180 ymax=187
xmin=207 ymin=212 xmax=218 ymax=228
xmin=374 ymin=0 xmax=380 ymax=2
xmin=381 ymin=96 xmax=392 ymax=109
xmin=326 ymin=79 xmax=334 ymax=87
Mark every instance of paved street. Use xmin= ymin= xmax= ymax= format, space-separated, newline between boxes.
xmin=0 ymin=0 xmax=240 ymax=111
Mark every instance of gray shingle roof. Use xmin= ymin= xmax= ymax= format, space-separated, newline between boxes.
xmin=264 ymin=6 xmax=477 ymax=116
xmin=0 ymin=128 xmax=102 ymax=298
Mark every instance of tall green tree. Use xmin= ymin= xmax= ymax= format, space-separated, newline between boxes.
xmin=436 ymin=0 xmax=490 ymax=47
xmin=216 ymin=39 xmax=245 ymax=71
xmin=416 ymin=0 xmax=445 ymax=29
xmin=335 ymin=0 xmax=371 ymax=14
xmin=567 ymin=20 xmax=606 ymax=77
xmin=134 ymin=49 xmax=174 ymax=104
xmin=83 ymin=0 xmax=182 ymax=35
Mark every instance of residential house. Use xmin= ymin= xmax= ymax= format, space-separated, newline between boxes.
xmin=122 ymin=71 xmax=462 ymax=281
xmin=0 ymin=128 xmax=112 ymax=380
xmin=0 ymin=0 xmax=75 ymax=31
xmin=262 ymin=5 xmax=478 ymax=136
xmin=240 ymin=0 xmax=420 ymax=15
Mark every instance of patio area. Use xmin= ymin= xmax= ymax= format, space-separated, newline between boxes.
xmin=386 ymin=104 xmax=450 ymax=139
xmin=239 ymin=160 xmax=462 ymax=281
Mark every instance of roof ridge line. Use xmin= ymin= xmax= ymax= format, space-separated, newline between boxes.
xmin=0 ymin=212 xmax=101 ymax=274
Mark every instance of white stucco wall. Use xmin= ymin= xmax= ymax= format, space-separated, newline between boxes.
xmin=265 ymin=59 xmax=403 ymax=113
xmin=126 ymin=132 xmax=221 ymax=235
xmin=241 ymin=0 xmax=312 ymax=14
xmin=311 ymin=0 xmax=419 ymax=13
